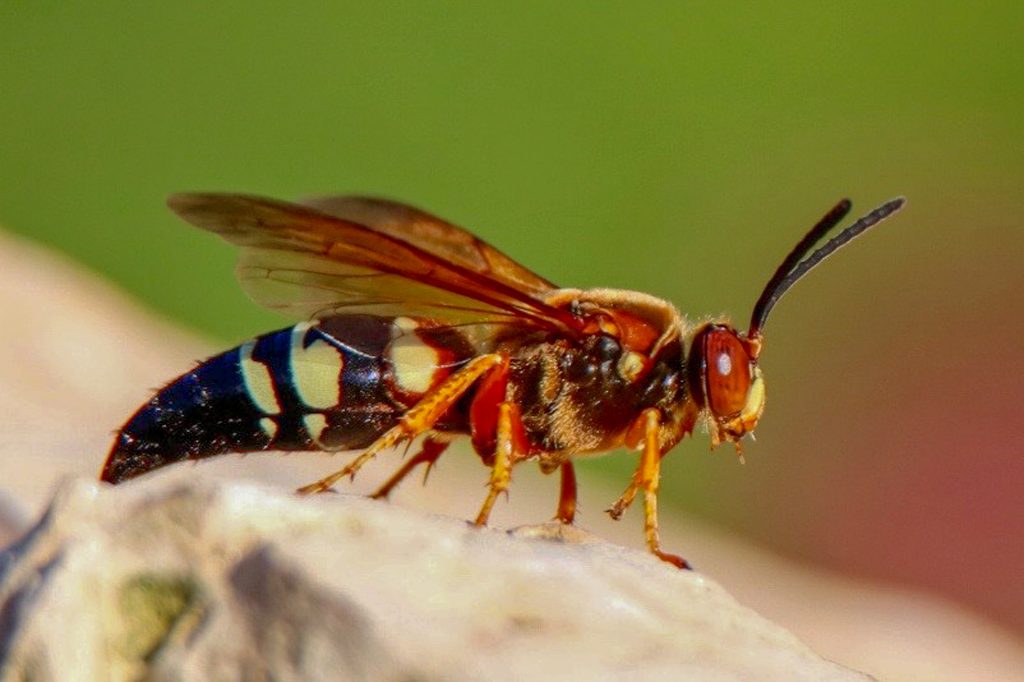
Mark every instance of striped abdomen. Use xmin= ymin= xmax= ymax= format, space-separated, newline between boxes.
xmin=102 ymin=314 xmax=475 ymax=483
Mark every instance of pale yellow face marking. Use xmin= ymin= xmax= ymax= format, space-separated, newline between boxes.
xmin=240 ymin=340 xmax=281 ymax=415
xmin=259 ymin=417 xmax=278 ymax=440
xmin=740 ymin=366 xmax=766 ymax=426
xmin=714 ymin=365 xmax=766 ymax=447
xmin=388 ymin=318 xmax=442 ymax=395
xmin=303 ymin=413 xmax=328 ymax=444
xmin=289 ymin=322 xmax=344 ymax=410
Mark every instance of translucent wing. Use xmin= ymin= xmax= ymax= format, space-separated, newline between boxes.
xmin=167 ymin=193 xmax=579 ymax=333
xmin=301 ymin=195 xmax=556 ymax=295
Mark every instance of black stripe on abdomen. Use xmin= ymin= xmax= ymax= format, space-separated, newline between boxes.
xmin=102 ymin=343 xmax=275 ymax=482
xmin=102 ymin=313 xmax=483 ymax=484
xmin=102 ymin=317 xmax=403 ymax=483
xmin=260 ymin=318 xmax=402 ymax=452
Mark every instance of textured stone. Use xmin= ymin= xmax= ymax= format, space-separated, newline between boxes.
xmin=0 ymin=478 xmax=865 ymax=681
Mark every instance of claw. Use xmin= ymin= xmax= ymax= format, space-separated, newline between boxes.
xmin=654 ymin=550 xmax=691 ymax=570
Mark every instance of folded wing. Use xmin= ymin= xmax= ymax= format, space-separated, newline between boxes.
xmin=167 ymin=193 xmax=579 ymax=334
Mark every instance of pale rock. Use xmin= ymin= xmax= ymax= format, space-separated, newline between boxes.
xmin=0 ymin=478 xmax=866 ymax=681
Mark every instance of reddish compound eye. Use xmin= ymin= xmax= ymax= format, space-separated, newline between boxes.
xmin=701 ymin=326 xmax=752 ymax=418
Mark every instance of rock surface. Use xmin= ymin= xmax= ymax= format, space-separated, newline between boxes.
xmin=0 ymin=478 xmax=865 ymax=681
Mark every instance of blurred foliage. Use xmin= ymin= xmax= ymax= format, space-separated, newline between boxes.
xmin=5 ymin=3 xmax=1017 ymax=339
xmin=2 ymin=2 xmax=1023 ymax=631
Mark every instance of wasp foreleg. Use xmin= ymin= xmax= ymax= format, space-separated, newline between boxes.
xmin=297 ymin=353 xmax=506 ymax=495
xmin=634 ymin=408 xmax=689 ymax=569
xmin=606 ymin=479 xmax=639 ymax=521
xmin=606 ymin=415 xmax=649 ymax=520
xmin=370 ymin=437 xmax=450 ymax=500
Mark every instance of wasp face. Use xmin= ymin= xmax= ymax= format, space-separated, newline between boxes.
xmin=688 ymin=323 xmax=766 ymax=448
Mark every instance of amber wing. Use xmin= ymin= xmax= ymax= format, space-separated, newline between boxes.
xmin=168 ymin=193 xmax=579 ymax=333
xmin=301 ymin=195 xmax=555 ymax=295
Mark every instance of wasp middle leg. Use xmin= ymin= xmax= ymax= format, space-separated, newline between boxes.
xmin=537 ymin=459 xmax=577 ymax=524
xmin=473 ymin=401 xmax=528 ymax=526
xmin=554 ymin=461 xmax=578 ymax=524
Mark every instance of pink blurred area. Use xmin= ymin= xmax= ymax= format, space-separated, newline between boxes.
xmin=699 ymin=188 xmax=1024 ymax=635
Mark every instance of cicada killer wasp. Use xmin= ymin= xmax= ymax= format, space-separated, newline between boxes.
xmin=102 ymin=193 xmax=904 ymax=568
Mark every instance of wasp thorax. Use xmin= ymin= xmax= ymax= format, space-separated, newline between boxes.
xmin=689 ymin=324 xmax=766 ymax=446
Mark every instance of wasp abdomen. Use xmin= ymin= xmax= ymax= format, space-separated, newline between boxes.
xmin=101 ymin=315 xmax=442 ymax=483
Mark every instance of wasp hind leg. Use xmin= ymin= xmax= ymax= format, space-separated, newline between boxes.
xmin=296 ymin=354 xmax=506 ymax=495
xmin=370 ymin=437 xmax=450 ymax=500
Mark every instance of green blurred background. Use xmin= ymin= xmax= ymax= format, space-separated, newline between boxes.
xmin=2 ymin=3 xmax=1022 ymax=635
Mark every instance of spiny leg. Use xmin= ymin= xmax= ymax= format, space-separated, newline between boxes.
xmin=606 ymin=409 xmax=654 ymax=520
xmin=606 ymin=478 xmax=639 ymax=521
xmin=370 ymin=437 xmax=450 ymax=500
xmin=473 ymin=402 xmax=519 ymax=526
xmin=606 ymin=425 xmax=670 ymax=521
xmin=297 ymin=353 xmax=505 ymax=495
xmin=602 ymin=413 xmax=643 ymax=520
xmin=635 ymin=408 xmax=689 ymax=569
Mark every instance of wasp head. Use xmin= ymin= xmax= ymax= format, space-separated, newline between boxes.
xmin=688 ymin=196 xmax=906 ymax=451
xmin=688 ymin=323 xmax=765 ymax=448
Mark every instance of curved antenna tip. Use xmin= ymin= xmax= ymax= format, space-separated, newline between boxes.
xmin=747 ymin=196 xmax=906 ymax=340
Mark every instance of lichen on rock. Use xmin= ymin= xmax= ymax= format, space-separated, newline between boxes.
xmin=115 ymin=573 xmax=201 ymax=666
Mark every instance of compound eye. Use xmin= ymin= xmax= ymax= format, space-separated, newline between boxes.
xmin=703 ymin=327 xmax=752 ymax=418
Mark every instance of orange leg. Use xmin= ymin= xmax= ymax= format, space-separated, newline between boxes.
xmin=370 ymin=437 xmax=450 ymax=500
xmin=606 ymin=410 xmax=651 ymax=520
xmin=297 ymin=354 xmax=505 ymax=495
xmin=637 ymin=409 xmax=689 ymax=569
xmin=555 ymin=461 xmax=577 ymax=524
xmin=473 ymin=401 xmax=520 ymax=526
xmin=614 ymin=408 xmax=689 ymax=569
xmin=606 ymin=478 xmax=639 ymax=521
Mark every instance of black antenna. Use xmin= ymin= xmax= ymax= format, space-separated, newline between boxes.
xmin=748 ymin=197 xmax=906 ymax=341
